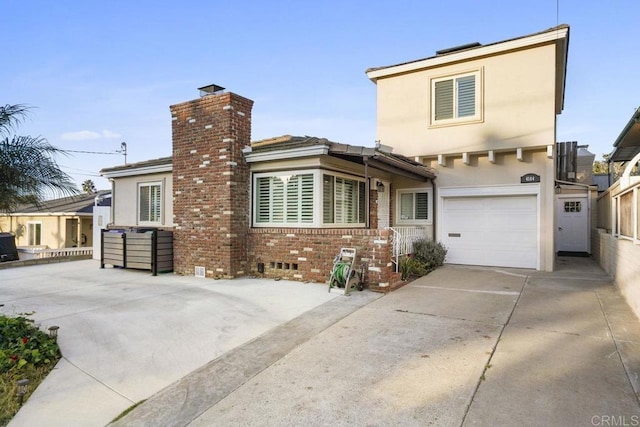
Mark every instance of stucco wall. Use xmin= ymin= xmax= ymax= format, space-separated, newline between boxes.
xmin=111 ymin=172 xmax=173 ymax=229
xmin=427 ymin=149 xmax=555 ymax=271
xmin=375 ymin=43 xmax=557 ymax=156
xmin=592 ymin=229 xmax=640 ymax=320
xmin=0 ymin=215 xmax=71 ymax=248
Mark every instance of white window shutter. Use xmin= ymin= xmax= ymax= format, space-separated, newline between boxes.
xmin=456 ymin=75 xmax=476 ymax=117
xmin=415 ymin=192 xmax=428 ymax=220
xmin=435 ymin=79 xmax=454 ymax=120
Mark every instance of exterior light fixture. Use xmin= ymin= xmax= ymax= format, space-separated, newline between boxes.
xmin=48 ymin=325 xmax=59 ymax=341
xmin=16 ymin=378 xmax=30 ymax=406
xmin=376 ymin=181 xmax=385 ymax=192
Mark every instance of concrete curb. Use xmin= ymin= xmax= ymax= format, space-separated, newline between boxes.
xmin=109 ymin=291 xmax=382 ymax=427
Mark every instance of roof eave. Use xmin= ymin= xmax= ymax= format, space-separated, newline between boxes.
xmin=366 ymin=25 xmax=570 ymax=84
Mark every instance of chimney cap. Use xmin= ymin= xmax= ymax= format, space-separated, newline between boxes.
xmin=198 ymin=84 xmax=225 ymax=97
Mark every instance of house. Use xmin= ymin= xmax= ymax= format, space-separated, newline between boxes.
xmin=102 ymin=25 xmax=573 ymax=283
xmin=101 ymin=92 xmax=435 ymax=286
xmin=593 ymin=106 xmax=640 ymax=318
xmin=365 ymin=25 xmax=570 ymax=271
xmin=0 ymin=190 xmax=111 ymax=250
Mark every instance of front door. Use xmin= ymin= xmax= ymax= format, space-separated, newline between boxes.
xmin=556 ymin=197 xmax=589 ymax=253
xmin=65 ymin=218 xmax=79 ymax=248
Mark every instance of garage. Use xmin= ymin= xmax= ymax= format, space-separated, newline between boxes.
xmin=441 ymin=195 xmax=538 ymax=269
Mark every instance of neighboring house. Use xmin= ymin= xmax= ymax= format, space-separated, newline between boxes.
xmin=365 ymin=25 xmax=570 ymax=271
xmin=0 ymin=190 xmax=111 ymax=250
xmin=593 ymin=107 xmax=640 ymax=318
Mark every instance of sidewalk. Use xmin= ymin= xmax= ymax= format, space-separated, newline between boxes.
xmin=114 ymin=257 xmax=640 ymax=426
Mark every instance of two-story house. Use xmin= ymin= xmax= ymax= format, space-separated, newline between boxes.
xmin=366 ymin=25 xmax=570 ymax=271
xmin=101 ymin=25 xmax=570 ymax=284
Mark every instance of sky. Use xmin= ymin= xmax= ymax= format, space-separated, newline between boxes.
xmin=3 ymin=0 xmax=639 ymax=191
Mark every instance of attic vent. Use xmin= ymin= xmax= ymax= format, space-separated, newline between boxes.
xmin=436 ymin=42 xmax=481 ymax=55
xmin=195 ymin=266 xmax=206 ymax=278
xmin=198 ymin=84 xmax=225 ymax=97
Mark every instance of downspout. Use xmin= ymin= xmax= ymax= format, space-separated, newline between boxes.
xmin=431 ymin=177 xmax=437 ymax=241
xmin=109 ymin=178 xmax=115 ymax=228
xmin=364 ymin=157 xmax=370 ymax=229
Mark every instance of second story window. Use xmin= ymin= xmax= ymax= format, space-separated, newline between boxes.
xmin=431 ymin=70 xmax=482 ymax=126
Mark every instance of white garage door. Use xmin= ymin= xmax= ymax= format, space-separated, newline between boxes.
xmin=442 ymin=196 xmax=538 ymax=269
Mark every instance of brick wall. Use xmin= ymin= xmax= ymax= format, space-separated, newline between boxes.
xmin=171 ymin=92 xmax=254 ymax=278
xmin=247 ymin=227 xmax=398 ymax=286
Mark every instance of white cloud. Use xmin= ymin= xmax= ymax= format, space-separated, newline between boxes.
xmin=60 ymin=129 xmax=121 ymax=141
xmin=101 ymin=130 xmax=121 ymax=139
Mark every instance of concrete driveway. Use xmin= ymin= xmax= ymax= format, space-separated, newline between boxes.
xmin=113 ymin=257 xmax=640 ymax=427
xmin=0 ymin=260 xmax=341 ymax=427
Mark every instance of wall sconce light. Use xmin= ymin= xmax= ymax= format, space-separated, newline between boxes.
xmin=376 ymin=181 xmax=385 ymax=192
xmin=16 ymin=378 xmax=30 ymax=406
xmin=48 ymin=326 xmax=59 ymax=341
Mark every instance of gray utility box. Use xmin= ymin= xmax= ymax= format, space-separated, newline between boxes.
xmin=101 ymin=229 xmax=173 ymax=275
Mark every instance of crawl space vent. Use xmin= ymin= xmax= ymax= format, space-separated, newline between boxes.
xmin=195 ymin=266 xmax=206 ymax=278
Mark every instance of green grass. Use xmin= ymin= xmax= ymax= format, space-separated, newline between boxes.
xmin=0 ymin=314 xmax=61 ymax=426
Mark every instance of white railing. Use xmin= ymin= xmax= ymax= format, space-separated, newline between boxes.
xmin=18 ymin=247 xmax=93 ymax=259
xmin=388 ymin=226 xmax=428 ymax=271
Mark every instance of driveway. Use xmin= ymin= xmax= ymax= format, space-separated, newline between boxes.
xmin=0 ymin=260 xmax=344 ymax=427
xmin=113 ymin=257 xmax=640 ymax=427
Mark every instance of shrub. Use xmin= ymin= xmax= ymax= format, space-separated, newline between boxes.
xmin=413 ymin=239 xmax=447 ymax=273
xmin=399 ymin=255 xmax=426 ymax=281
xmin=0 ymin=314 xmax=61 ymax=425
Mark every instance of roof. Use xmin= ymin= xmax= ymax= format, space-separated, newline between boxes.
xmin=3 ymin=190 xmax=111 ymax=216
xmin=366 ymin=25 xmax=570 ymax=114
xmin=100 ymin=157 xmax=173 ymax=178
xmin=610 ymin=107 xmax=640 ymax=162
xmin=247 ymin=135 xmax=436 ymax=181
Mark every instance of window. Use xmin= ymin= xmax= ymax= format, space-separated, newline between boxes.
xmin=139 ymin=182 xmax=162 ymax=224
xmin=27 ymin=222 xmax=42 ymax=246
xmin=564 ymin=201 xmax=582 ymax=213
xmin=431 ymin=70 xmax=481 ymax=125
xmin=397 ymin=189 xmax=432 ymax=224
xmin=323 ymin=174 xmax=366 ymax=225
xmin=253 ymin=170 xmax=366 ymax=227
xmin=256 ymin=174 xmax=314 ymax=225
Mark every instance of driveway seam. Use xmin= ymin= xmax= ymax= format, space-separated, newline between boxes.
xmin=61 ymin=355 xmax=136 ymax=404
xmin=459 ymin=273 xmax=529 ymax=427
xmin=596 ymin=292 xmax=640 ymax=405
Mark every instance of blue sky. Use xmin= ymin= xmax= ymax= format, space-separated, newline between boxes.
xmin=3 ymin=0 xmax=639 ymax=190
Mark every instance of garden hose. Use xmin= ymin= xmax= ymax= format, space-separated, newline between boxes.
xmin=332 ymin=262 xmax=352 ymax=287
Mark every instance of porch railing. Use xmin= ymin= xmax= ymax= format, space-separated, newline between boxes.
xmin=18 ymin=247 xmax=93 ymax=259
xmin=388 ymin=226 xmax=429 ymax=271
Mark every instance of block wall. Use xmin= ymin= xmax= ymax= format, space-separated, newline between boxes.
xmin=593 ymin=228 xmax=640 ymax=320
xmin=171 ymin=92 xmax=254 ymax=278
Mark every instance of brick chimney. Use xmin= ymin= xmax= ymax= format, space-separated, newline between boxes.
xmin=171 ymin=90 xmax=254 ymax=278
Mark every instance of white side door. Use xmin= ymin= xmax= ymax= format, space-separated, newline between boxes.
xmin=556 ymin=197 xmax=589 ymax=253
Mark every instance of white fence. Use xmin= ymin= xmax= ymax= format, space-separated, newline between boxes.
xmin=18 ymin=247 xmax=93 ymax=260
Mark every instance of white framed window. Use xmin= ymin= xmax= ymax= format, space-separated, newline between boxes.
xmin=323 ymin=174 xmax=366 ymax=225
xmin=253 ymin=170 xmax=366 ymax=228
xmin=431 ymin=70 xmax=482 ymax=126
xmin=256 ymin=173 xmax=314 ymax=226
xmin=396 ymin=189 xmax=432 ymax=225
xmin=27 ymin=222 xmax=42 ymax=246
xmin=138 ymin=182 xmax=162 ymax=225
